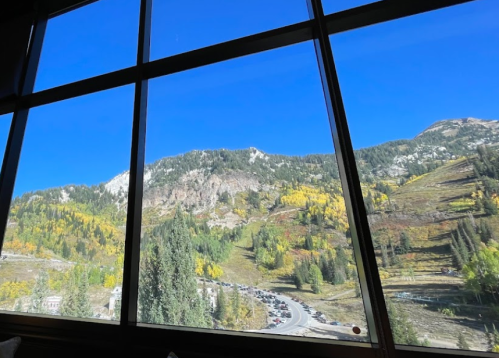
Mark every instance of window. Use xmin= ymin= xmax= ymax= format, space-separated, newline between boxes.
xmin=322 ymin=0 xmax=375 ymax=14
xmin=332 ymin=0 xmax=499 ymax=352
xmin=1 ymin=0 xmax=496 ymax=356
xmin=151 ymin=0 xmax=308 ymax=60
xmin=0 ymin=114 xmax=11 ymax=167
xmin=138 ymin=42 xmax=369 ymax=342
xmin=0 ymin=85 xmax=134 ymax=321
xmin=35 ymin=0 xmax=140 ymax=91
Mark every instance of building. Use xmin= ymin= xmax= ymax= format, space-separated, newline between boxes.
xmin=108 ymin=286 xmax=122 ymax=318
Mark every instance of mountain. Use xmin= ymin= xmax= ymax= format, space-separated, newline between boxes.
xmin=3 ymin=117 xmax=499 ymax=349
xmin=102 ymin=117 xmax=499 ymax=213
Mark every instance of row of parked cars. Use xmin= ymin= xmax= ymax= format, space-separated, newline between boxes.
xmin=202 ymin=279 xmax=251 ymax=291
xmin=255 ymin=292 xmax=293 ymax=330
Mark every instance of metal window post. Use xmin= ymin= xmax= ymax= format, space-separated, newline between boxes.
xmin=120 ymin=0 xmax=152 ymax=326
xmin=307 ymin=0 xmax=396 ymax=357
xmin=0 ymin=6 xmax=47 ymax=253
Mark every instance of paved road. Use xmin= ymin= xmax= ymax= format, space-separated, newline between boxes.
xmin=258 ymin=291 xmax=310 ymax=335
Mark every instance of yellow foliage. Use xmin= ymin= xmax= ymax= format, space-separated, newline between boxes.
xmin=0 ymin=281 xmax=31 ymax=300
xmin=104 ymin=274 xmax=117 ymax=288
xmin=195 ymin=257 xmax=205 ymax=276
xmin=449 ymin=198 xmax=475 ymax=211
xmin=281 ymin=185 xmax=329 ymax=207
xmin=378 ymin=270 xmax=390 ymax=280
xmin=233 ymin=208 xmax=247 ymax=219
xmin=405 ymin=173 xmax=429 ymax=185
xmin=3 ymin=239 xmax=36 ymax=255
xmin=281 ymin=185 xmax=349 ymax=232
xmin=206 ymin=263 xmax=223 ymax=279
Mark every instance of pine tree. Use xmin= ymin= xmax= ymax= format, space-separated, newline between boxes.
xmin=138 ymin=207 xmax=210 ymax=328
xmin=483 ymin=198 xmax=498 ymax=215
xmin=231 ymin=285 xmax=241 ymax=323
xmin=386 ymin=297 xmax=421 ymax=346
xmin=293 ymin=263 xmax=304 ymax=290
xmin=113 ymin=298 xmax=121 ymax=321
xmin=309 ymin=264 xmax=323 ymax=294
xmin=215 ymin=286 xmax=227 ymax=322
xmin=274 ymin=251 xmax=284 ymax=269
xmin=381 ymin=245 xmax=389 ymax=268
xmin=60 ymin=268 xmax=78 ymax=317
xmin=304 ymin=234 xmax=314 ymax=250
xmin=400 ymin=232 xmax=411 ymax=254
xmin=457 ymin=332 xmax=470 ymax=350
xmin=450 ymin=234 xmax=464 ymax=269
xmin=29 ymin=271 xmax=49 ymax=314
xmin=201 ymin=280 xmax=212 ymax=324
xmin=61 ymin=241 xmax=71 ymax=259
xmin=76 ymin=267 xmax=93 ymax=318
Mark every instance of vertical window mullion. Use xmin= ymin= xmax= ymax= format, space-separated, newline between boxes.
xmin=0 ymin=7 xmax=47 ymax=253
xmin=121 ymin=0 xmax=152 ymax=326
xmin=307 ymin=0 xmax=396 ymax=356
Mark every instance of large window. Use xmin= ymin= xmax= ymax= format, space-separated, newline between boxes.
xmin=0 ymin=85 xmax=134 ymax=321
xmin=332 ymin=0 xmax=499 ymax=353
xmin=138 ymin=42 xmax=368 ymax=342
xmin=35 ymin=0 xmax=140 ymax=91
xmin=0 ymin=115 xmax=11 ymax=167
xmin=0 ymin=0 xmax=497 ymax=357
xmin=151 ymin=0 xmax=308 ymax=60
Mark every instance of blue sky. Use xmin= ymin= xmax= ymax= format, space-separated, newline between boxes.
xmin=2 ymin=0 xmax=498 ymax=196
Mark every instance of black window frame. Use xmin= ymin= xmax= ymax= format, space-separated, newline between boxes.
xmin=0 ymin=1 xmax=493 ymax=358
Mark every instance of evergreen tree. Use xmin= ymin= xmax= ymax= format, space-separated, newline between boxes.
xmin=304 ymin=234 xmax=314 ymax=251
xmin=386 ymin=297 xmax=420 ymax=346
xmin=201 ymin=281 xmax=213 ymax=324
xmin=309 ymin=264 xmax=323 ymax=294
xmin=399 ymin=232 xmax=411 ymax=254
xmin=29 ymin=271 xmax=49 ymax=314
xmin=293 ymin=263 xmax=304 ymax=290
xmin=62 ymin=241 xmax=71 ymax=259
xmin=138 ymin=207 xmax=210 ymax=328
xmin=381 ymin=245 xmax=389 ymax=268
xmin=60 ymin=268 xmax=78 ymax=317
xmin=113 ymin=298 xmax=121 ymax=321
xmin=274 ymin=251 xmax=285 ymax=269
xmin=451 ymin=234 xmax=465 ymax=270
xmin=215 ymin=286 xmax=227 ymax=322
xmin=457 ymin=332 xmax=470 ymax=350
xmin=76 ymin=267 xmax=93 ymax=318
xmin=231 ymin=285 xmax=241 ymax=323
xmin=483 ymin=198 xmax=498 ymax=215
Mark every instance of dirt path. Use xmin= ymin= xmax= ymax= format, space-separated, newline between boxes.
xmin=328 ymin=289 xmax=354 ymax=301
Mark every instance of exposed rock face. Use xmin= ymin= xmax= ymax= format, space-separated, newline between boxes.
xmin=142 ymin=170 xmax=264 ymax=214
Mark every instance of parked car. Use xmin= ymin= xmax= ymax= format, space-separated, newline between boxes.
xmin=330 ymin=321 xmax=342 ymax=326
xmin=268 ymin=323 xmax=277 ymax=329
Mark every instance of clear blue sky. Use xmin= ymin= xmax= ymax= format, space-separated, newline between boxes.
xmin=2 ymin=0 xmax=498 ymax=196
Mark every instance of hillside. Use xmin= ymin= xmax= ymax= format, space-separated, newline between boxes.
xmin=1 ymin=117 xmax=499 ymax=351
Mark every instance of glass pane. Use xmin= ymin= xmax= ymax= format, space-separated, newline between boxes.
xmin=0 ymin=114 xmax=12 ymax=167
xmin=322 ymin=0 xmax=375 ymax=14
xmin=0 ymin=85 xmax=134 ymax=321
xmin=332 ymin=0 xmax=499 ymax=352
xmin=35 ymin=0 xmax=140 ymax=91
xmin=138 ymin=42 xmax=369 ymax=343
xmin=151 ymin=0 xmax=308 ymax=60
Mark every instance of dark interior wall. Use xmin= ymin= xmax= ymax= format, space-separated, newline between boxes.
xmin=0 ymin=14 xmax=33 ymax=100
